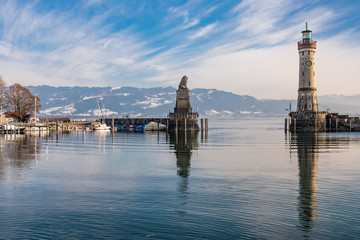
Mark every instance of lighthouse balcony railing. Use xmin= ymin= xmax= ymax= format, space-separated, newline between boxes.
xmin=298 ymin=40 xmax=316 ymax=46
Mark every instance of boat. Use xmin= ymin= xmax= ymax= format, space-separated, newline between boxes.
xmin=0 ymin=125 xmax=26 ymax=134
xmin=144 ymin=121 xmax=166 ymax=131
xmin=93 ymin=97 xmax=110 ymax=131
xmin=93 ymin=123 xmax=111 ymax=131
xmin=29 ymin=125 xmax=48 ymax=132
xmin=135 ymin=123 xmax=147 ymax=130
xmin=117 ymin=125 xmax=125 ymax=131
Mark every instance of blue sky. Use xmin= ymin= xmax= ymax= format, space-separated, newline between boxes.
xmin=0 ymin=0 xmax=359 ymax=99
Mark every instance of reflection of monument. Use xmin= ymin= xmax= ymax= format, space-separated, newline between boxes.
xmin=292 ymin=132 xmax=319 ymax=232
xmin=169 ymin=76 xmax=199 ymax=132
xmin=170 ymin=131 xmax=199 ymax=178
xmin=170 ymin=131 xmax=198 ymax=216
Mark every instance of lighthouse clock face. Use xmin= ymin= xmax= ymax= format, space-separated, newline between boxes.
xmin=306 ymin=60 xmax=312 ymax=66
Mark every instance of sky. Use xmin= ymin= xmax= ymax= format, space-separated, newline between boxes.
xmin=0 ymin=0 xmax=359 ymax=99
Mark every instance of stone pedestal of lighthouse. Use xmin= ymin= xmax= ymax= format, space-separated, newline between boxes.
xmin=289 ymin=23 xmax=328 ymax=132
xmin=168 ymin=76 xmax=199 ymax=132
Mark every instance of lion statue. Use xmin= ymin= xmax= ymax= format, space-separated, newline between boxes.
xmin=178 ymin=75 xmax=188 ymax=89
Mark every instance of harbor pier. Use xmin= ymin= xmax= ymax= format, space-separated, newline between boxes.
xmin=104 ymin=117 xmax=168 ymax=126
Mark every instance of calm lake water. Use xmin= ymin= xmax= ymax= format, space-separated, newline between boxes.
xmin=0 ymin=118 xmax=359 ymax=239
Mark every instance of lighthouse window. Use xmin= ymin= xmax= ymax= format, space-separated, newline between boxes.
xmin=302 ymin=72 xmax=304 ymax=76
xmin=302 ymin=51 xmax=304 ymax=56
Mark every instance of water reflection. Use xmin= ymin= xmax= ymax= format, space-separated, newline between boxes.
xmin=93 ymin=131 xmax=111 ymax=153
xmin=169 ymin=132 xmax=199 ymax=216
xmin=170 ymin=132 xmax=199 ymax=178
xmin=291 ymin=132 xmax=321 ymax=233
xmin=0 ymin=134 xmax=42 ymax=181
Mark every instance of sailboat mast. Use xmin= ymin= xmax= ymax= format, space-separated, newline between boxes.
xmin=97 ymin=97 xmax=105 ymax=124
xmin=35 ymin=97 xmax=37 ymax=124
xmin=97 ymin=97 xmax=101 ymax=123
xmin=102 ymin=103 xmax=105 ymax=123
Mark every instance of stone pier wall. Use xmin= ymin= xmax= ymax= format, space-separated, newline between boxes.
xmin=168 ymin=112 xmax=199 ymax=132
xmin=289 ymin=111 xmax=360 ymax=132
xmin=289 ymin=111 xmax=328 ymax=132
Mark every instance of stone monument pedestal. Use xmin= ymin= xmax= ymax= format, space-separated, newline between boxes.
xmin=168 ymin=75 xmax=199 ymax=132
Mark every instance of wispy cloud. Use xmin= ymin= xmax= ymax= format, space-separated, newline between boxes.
xmin=0 ymin=0 xmax=359 ymax=98
xmin=189 ymin=23 xmax=217 ymax=39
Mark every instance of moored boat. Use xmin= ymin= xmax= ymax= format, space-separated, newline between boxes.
xmin=0 ymin=125 xmax=26 ymax=134
xmin=144 ymin=121 xmax=166 ymax=131
xmin=93 ymin=123 xmax=111 ymax=131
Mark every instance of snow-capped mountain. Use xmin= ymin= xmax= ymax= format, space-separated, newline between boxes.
xmin=27 ymin=85 xmax=359 ymax=117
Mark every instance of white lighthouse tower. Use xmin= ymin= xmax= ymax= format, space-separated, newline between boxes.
xmin=289 ymin=23 xmax=328 ymax=132
xmin=297 ymin=22 xmax=318 ymax=112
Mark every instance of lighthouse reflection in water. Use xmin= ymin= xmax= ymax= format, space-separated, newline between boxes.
xmin=292 ymin=132 xmax=319 ymax=232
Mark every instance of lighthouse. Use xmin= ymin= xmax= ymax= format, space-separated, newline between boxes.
xmin=297 ymin=22 xmax=318 ymax=112
xmin=288 ymin=23 xmax=360 ymax=132
xmin=289 ymin=23 xmax=328 ymax=132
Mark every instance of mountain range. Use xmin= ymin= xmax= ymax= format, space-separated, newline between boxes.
xmin=26 ymin=85 xmax=360 ymax=118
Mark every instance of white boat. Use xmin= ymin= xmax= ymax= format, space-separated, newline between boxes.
xmin=29 ymin=126 xmax=48 ymax=132
xmin=93 ymin=97 xmax=110 ymax=131
xmin=93 ymin=123 xmax=111 ymax=131
xmin=1 ymin=124 xmax=26 ymax=133
xmin=144 ymin=121 xmax=166 ymax=131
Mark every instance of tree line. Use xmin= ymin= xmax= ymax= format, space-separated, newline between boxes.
xmin=0 ymin=76 xmax=41 ymax=122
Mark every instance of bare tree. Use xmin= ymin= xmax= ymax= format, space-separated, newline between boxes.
xmin=0 ymin=76 xmax=7 ymax=109
xmin=7 ymin=83 xmax=41 ymax=121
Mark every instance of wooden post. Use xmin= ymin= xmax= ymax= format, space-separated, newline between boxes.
xmin=284 ymin=118 xmax=287 ymax=132
xmin=112 ymin=117 xmax=114 ymax=133
xmin=294 ymin=118 xmax=296 ymax=132
xmin=205 ymin=126 xmax=208 ymax=141
xmin=336 ymin=118 xmax=338 ymax=132
xmin=350 ymin=119 xmax=352 ymax=132
xmin=166 ymin=119 xmax=169 ymax=132
xmin=205 ymin=118 xmax=208 ymax=132
xmin=56 ymin=120 xmax=58 ymax=131
xmin=184 ymin=118 xmax=187 ymax=132
xmin=175 ymin=118 xmax=178 ymax=133
xmin=329 ymin=118 xmax=331 ymax=132
xmin=288 ymin=118 xmax=290 ymax=133
xmin=201 ymin=118 xmax=203 ymax=131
